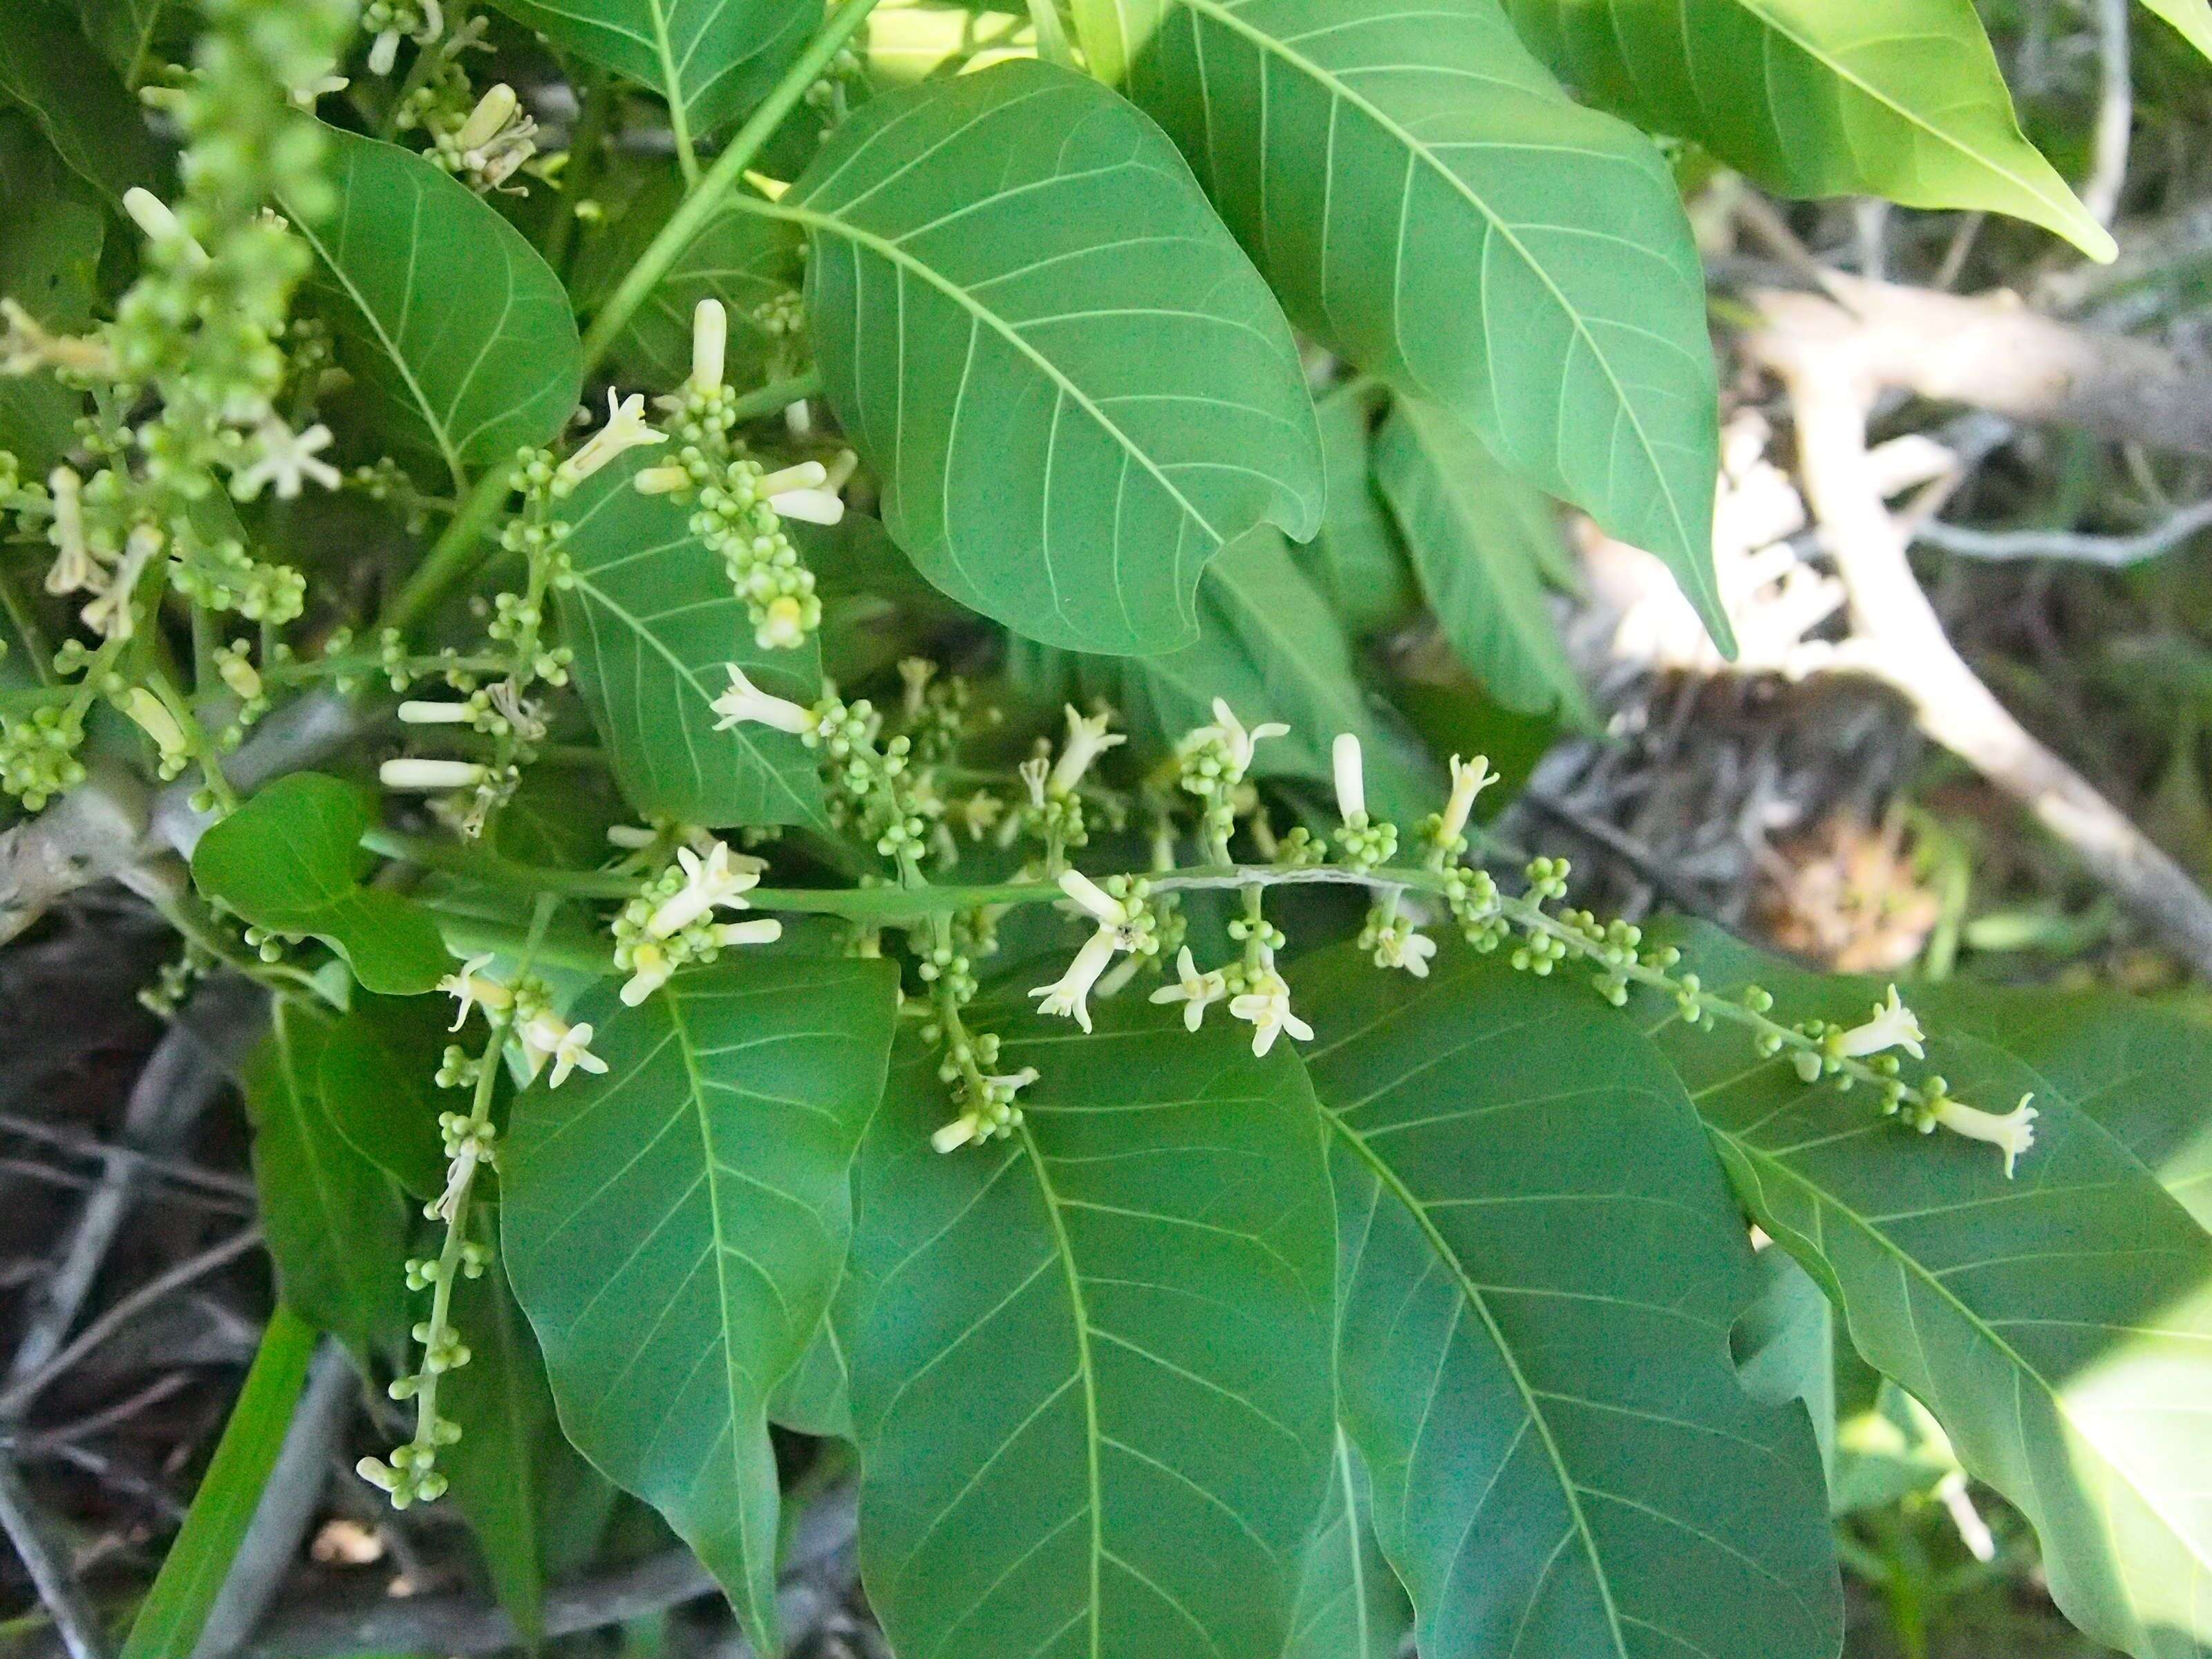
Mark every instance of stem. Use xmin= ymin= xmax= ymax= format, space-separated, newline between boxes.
xmin=578 ymin=0 xmax=885 ymax=373
xmin=377 ymin=463 xmax=514 ymax=636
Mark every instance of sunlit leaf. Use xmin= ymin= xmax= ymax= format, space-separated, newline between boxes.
xmin=787 ymin=58 xmax=1324 ymax=655
xmin=2141 ymin=0 xmax=2212 ymax=59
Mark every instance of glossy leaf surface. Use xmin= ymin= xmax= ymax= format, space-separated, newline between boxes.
xmin=1503 ymin=0 xmax=2113 ymax=260
xmin=787 ymin=58 xmax=1324 ymax=655
xmin=503 ymin=956 xmax=899 ymax=1656
xmin=552 ymin=447 xmax=826 ymax=830
xmin=1103 ymin=0 xmax=1731 ymax=647
xmin=1644 ymin=924 xmax=2212 ymax=1659
xmin=840 ymin=1010 xmax=1338 ymax=1659
xmin=285 ymin=126 xmax=582 ymax=488
xmin=1295 ymin=946 xmax=1842 ymax=1659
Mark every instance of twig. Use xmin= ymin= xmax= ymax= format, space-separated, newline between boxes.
xmin=0 ymin=1452 xmax=113 ymax=1659
xmin=1911 ymin=496 xmax=2212 ymax=565
xmin=1746 ymin=299 xmax=2212 ymax=977
xmin=0 ymin=1114 xmax=255 ymax=1202
xmin=2082 ymin=0 xmax=2133 ymax=227
xmin=0 ymin=1228 xmax=264 ymax=1419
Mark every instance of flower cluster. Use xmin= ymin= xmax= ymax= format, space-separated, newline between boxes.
xmin=610 ymin=839 xmax=784 ymax=1005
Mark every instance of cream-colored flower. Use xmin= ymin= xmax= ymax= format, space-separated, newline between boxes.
xmin=1029 ymin=928 xmax=1120 ymax=1033
xmin=755 ymin=595 xmax=807 ymax=651
xmin=1438 ymin=753 xmax=1496 ymax=842
xmin=120 ymin=688 xmax=190 ymax=768
xmin=1332 ymin=732 xmax=1367 ymax=823
xmin=1057 ymin=868 xmax=1130 ymax=928
xmin=712 ymin=917 xmax=784 ymax=948
xmin=646 ymin=840 xmax=760 ymax=937
xmin=397 ymin=699 xmax=474 ymax=725
xmin=689 ymin=297 xmax=727 ymax=393
xmin=1229 ymin=967 xmax=1313 ymax=1058
xmin=1149 ymin=946 xmax=1226 ymax=1031
xmin=1374 ymin=926 xmax=1437 ymax=978
xmin=438 ymin=953 xmax=512 ymax=1031
xmin=522 ymin=1013 xmax=607 ymax=1088
xmin=757 ymin=460 xmax=845 ymax=527
xmin=619 ymin=940 xmax=673 ymax=1006
xmin=78 ymin=525 xmax=160 ymax=641
xmin=1930 ymin=1094 xmax=2038 ymax=1178
xmin=1050 ymin=705 xmax=1125 ymax=795
xmin=1181 ymin=697 xmax=1288 ymax=777
xmin=234 ymin=419 xmax=340 ymax=500
xmin=122 ymin=188 xmax=207 ymax=268
xmin=1837 ymin=985 xmax=1926 ymax=1060
xmin=561 ymin=391 xmax=666 ymax=484
xmin=43 ymin=467 xmax=101 ymax=597
xmin=710 ymin=664 xmax=817 ymax=735
xmin=381 ymin=758 xmax=488 ymax=792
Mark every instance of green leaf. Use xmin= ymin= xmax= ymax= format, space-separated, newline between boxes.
xmin=442 ymin=1259 xmax=616 ymax=1648
xmin=282 ymin=126 xmax=583 ymax=490
xmin=1037 ymin=525 xmax=1437 ymax=823
xmin=1734 ymin=1246 xmax=1837 ymax=1482
xmin=1102 ymin=0 xmax=1732 ymax=650
xmin=502 ymin=956 xmax=899 ymax=1657
xmin=1501 ymin=0 xmax=2115 ymax=261
xmin=1294 ymin=945 xmax=1842 ymax=1659
xmin=786 ymin=57 xmax=1324 ymax=655
xmin=1374 ymin=397 xmax=1591 ymax=723
xmin=0 ymin=111 xmax=103 ymax=474
xmin=244 ymin=1000 xmax=413 ymax=1365
xmin=573 ymin=171 xmax=803 ymax=391
xmin=839 ymin=1009 xmax=1339 ymax=1659
xmin=75 ymin=0 xmax=172 ymax=87
xmin=190 ymin=773 xmax=451 ymax=995
xmin=1297 ymin=384 xmax=1415 ymax=641
xmin=118 ymin=1308 xmax=319 ymax=1659
xmin=319 ymin=993 xmax=456 ymax=1199
xmin=1282 ymin=1427 xmax=1412 ymax=1659
xmin=0 ymin=0 xmax=168 ymax=203
xmin=2141 ymin=0 xmax=2212 ymax=59
xmin=1642 ymin=923 xmax=2212 ymax=1659
xmin=552 ymin=447 xmax=827 ymax=830
xmin=767 ymin=1294 xmax=854 ymax=1441
xmin=485 ymin=0 xmax=819 ymax=142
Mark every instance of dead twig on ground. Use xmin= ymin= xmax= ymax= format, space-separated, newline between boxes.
xmin=0 ymin=1452 xmax=112 ymax=1659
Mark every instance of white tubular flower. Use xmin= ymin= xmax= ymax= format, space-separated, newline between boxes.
xmin=397 ymin=700 xmax=474 ymax=724
xmin=438 ymin=954 xmax=513 ymax=1031
xmin=122 ymin=188 xmax=208 ymax=268
xmin=1057 ymin=868 xmax=1130 ymax=928
xmin=758 ymin=460 xmax=845 ymax=527
xmin=690 ymin=298 xmax=729 ymax=393
xmin=633 ymin=464 xmax=694 ymax=496
xmin=381 ymin=758 xmax=488 ymax=791
xmin=561 ymin=391 xmax=666 ymax=484
xmin=234 ymin=419 xmax=341 ymax=500
xmin=1228 ymin=968 xmax=1314 ymax=1058
xmin=1018 ymin=757 xmax=1050 ymax=811
xmin=1149 ymin=946 xmax=1227 ymax=1031
xmin=367 ymin=27 xmax=402 ymax=74
xmin=1029 ymin=928 xmax=1120 ymax=1033
xmin=523 ymin=1014 xmax=608 ymax=1089
xmin=930 ymin=1115 xmax=982 ymax=1155
xmin=710 ymin=664 xmax=817 ymax=735
xmin=43 ymin=467 xmax=100 ymax=596
xmin=120 ymin=688 xmax=190 ymax=768
xmin=712 ymin=917 xmax=783 ymax=948
xmin=79 ymin=526 xmax=160 ymax=641
xmin=1439 ymin=753 xmax=1496 ymax=842
xmin=457 ymin=82 xmax=517 ymax=152
xmin=1837 ymin=985 xmax=1927 ymax=1060
xmin=1333 ymin=732 xmax=1367 ymax=823
xmin=1050 ymin=705 xmax=1126 ymax=795
xmin=619 ymin=941 xmax=673 ymax=1006
xmin=755 ymin=594 xmax=807 ymax=651
xmin=1375 ymin=928 xmax=1437 ymax=978
xmin=1183 ymin=697 xmax=1288 ymax=776
xmin=646 ymin=840 xmax=760 ymax=937
xmin=1929 ymin=1094 xmax=2039 ymax=1178
xmin=606 ymin=823 xmax=659 ymax=849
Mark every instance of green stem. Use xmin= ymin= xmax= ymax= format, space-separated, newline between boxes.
xmin=577 ymin=0 xmax=886 ymax=373
xmin=377 ymin=463 xmax=515 ymax=636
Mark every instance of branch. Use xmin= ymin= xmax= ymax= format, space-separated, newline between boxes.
xmin=1911 ymin=497 xmax=2212 ymax=565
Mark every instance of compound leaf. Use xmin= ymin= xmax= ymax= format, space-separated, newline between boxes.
xmin=284 ymin=126 xmax=582 ymax=489
xmin=553 ymin=447 xmax=826 ymax=830
xmin=1644 ymin=923 xmax=2212 ymax=1659
xmin=1101 ymin=0 xmax=1732 ymax=648
xmin=1295 ymin=945 xmax=1842 ymax=1659
xmin=502 ymin=956 xmax=899 ymax=1657
xmin=840 ymin=1008 xmax=1338 ymax=1659
xmin=787 ymin=58 xmax=1324 ymax=655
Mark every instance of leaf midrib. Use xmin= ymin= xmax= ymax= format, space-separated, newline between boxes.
xmin=1172 ymin=0 xmax=1703 ymax=581
xmin=735 ymin=193 xmax=1228 ymax=547
xmin=1321 ymin=1105 xmax=1632 ymax=1658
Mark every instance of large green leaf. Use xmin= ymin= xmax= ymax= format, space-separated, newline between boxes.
xmin=0 ymin=0 xmax=167 ymax=202
xmin=502 ymin=956 xmax=899 ymax=1656
xmin=2142 ymin=0 xmax=2212 ymax=59
xmin=243 ymin=1000 xmax=413 ymax=1365
xmin=1096 ymin=0 xmax=1732 ymax=649
xmin=552 ymin=447 xmax=826 ymax=829
xmin=283 ymin=126 xmax=583 ymax=489
xmin=191 ymin=774 xmax=451 ymax=996
xmin=319 ymin=992 xmax=457 ymax=1199
xmin=485 ymin=0 xmax=818 ymax=143
xmin=1502 ymin=0 xmax=2112 ymax=261
xmin=781 ymin=58 xmax=1324 ymax=655
xmin=1297 ymin=384 xmax=1415 ymax=641
xmin=1282 ymin=1430 xmax=1412 ymax=1659
xmin=839 ymin=1009 xmax=1338 ymax=1659
xmin=1294 ymin=946 xmax=1842 ymax=1659
xmin=1032 ymin=525 xmax=1436 ymax=823
xmin=0 ymin=111 xmax=102 ymax=474
xmin=1642 ymin=924 xmax=2212 ymax=1659
xmin=1374 ymin=397 xmax=1591 ymax=723
xmin=574 ymin=171 xmax=803 ymax=391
